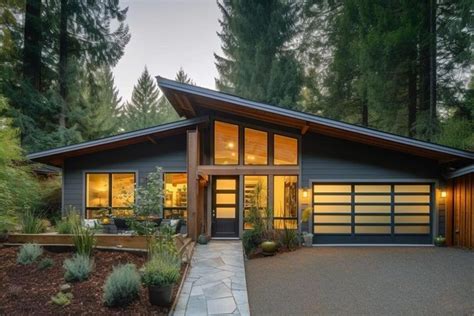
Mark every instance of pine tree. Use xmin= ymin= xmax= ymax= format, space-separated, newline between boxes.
xmin=121 ymin=67 xmax=162 ymax=131
xmin=75 ymin=67 xmax=121 ymax=140
xmin=175 ymin=67 xmax=195 ymax=85
xmin=215 ymin=0 xmax=303 ymax=109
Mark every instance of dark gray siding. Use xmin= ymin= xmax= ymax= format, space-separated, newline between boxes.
xmin=302 ymin=133 xmax=440 ymax=185
xmin=63 ymin=134 xmax=187 ymax=216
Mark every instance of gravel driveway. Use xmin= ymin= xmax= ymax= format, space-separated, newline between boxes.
xmin=245 ymin=247 xmax=474 ymax=315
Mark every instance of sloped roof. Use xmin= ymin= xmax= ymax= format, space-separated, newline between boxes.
xmin=27 ymin=116 xmax=208 ymax=167
xmin=157 ymin=77 xmax=473 ymax=163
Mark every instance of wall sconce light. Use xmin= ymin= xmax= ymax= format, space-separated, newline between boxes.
xmin=302 ymin=189 xmax=308 ymax=199
xmin=441 ymin=191 xmax=447 ymax=198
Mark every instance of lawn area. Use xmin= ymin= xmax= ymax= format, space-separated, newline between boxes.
xmin=246 ymin=247 xmax=474 ymax=316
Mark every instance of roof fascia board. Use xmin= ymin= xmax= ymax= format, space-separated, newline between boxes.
xmin=157 ymin=77 xmax=473 ymax=160
xmin=27 ymin=116 xmax=208 ymax=160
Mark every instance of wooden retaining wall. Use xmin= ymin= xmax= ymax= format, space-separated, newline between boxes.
xmin=446 ymin=173 xmax=474 ymax=249
xmin=7 ymin=234 xmax=193 ymax=256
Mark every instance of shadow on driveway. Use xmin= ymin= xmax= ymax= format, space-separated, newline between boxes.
xmin=245 ymin=247 xmax=474 ymax=315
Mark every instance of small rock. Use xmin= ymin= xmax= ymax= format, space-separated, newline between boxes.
xmin=60 ymin=283 xmax=72 ymax=293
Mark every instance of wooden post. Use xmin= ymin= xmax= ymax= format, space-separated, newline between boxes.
xmin=187 ymin=129 xmax=199 ymax=240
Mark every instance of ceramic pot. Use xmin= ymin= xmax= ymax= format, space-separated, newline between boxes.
xmin=148 ymin=284 xmax=173 ymax=306
xmin=260 ymin=240 xmax=277 ymax=256
xmin=434 ymin=236 xmax=446 ymax=247
xmin=197 ymin=234 xmax=208 ymax=245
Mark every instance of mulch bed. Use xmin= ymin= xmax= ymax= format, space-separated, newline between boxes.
xmin=0 ymin=246 xmax=185 ymax=315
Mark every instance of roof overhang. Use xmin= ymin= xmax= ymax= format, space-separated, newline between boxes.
xmin=157 ymin=77 xmax=474 ymax=163
xmin=27 ymin=116 xmax=208 ymax=167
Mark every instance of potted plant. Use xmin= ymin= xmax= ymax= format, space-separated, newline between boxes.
xmin=197 ymin=223 xmax=208 ymax=244
xmin=300 ymin=207 xmax=312 ymax=233
xmin=259 ymin=208 xmax=278 ymax=256
xmin=302 ymin=232 xmax=313 ymax=247
xmin=434 ymin=235 xmax=446 ymax=247
xmin=142 ymin=257 xmax=180 ymax=306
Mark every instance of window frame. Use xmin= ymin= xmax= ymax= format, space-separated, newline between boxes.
xmin=213 ymin=120 xmax=240 ymax=165
xmin=84 ymin=171 xmax=137 ymax=219
xmin=273 ymin=133 xmax=299 ymax=166
xmin=243 ymin=127 xmax=269 ymax=166
xmin=212 ymin=118 xmax=300 ymax=167
xmin=273 ymin=175 xmax=299 ymax=229
xmin=163 ymin=172 xmax=188 ymax=219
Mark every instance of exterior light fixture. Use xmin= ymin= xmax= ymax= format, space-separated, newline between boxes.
xmin=441 ymin=191 xmax=447 ymax=198
xmin=302 ymin=189 xmax=308 ymax=198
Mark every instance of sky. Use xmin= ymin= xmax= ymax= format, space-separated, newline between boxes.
xmin=114 ymin=0 xmax=222 ymax=102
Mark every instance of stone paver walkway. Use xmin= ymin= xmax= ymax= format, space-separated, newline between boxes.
xmin=173 ymin=241 xmax=250 ymax=316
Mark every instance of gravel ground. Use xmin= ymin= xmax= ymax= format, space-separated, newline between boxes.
xmin=245 ymin=247 xmax=474 ymax=316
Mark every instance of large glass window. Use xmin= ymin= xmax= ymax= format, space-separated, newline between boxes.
xmin=274 ymin=134 xmax=298 ymax=165
xmin=214 ymin=121 xmax=239 ymax=165
xmin=244 ymin=128 xmax=268 ymax=165
xmin=273 ymin=176 xmax=298 ymax=229
xmin=243 ymin=176 xmax=268 ymax=229
xmin=86 ymin=173 xmax=135 ymax=219
xmin=164 ymin=173 xmax=187 ymax=219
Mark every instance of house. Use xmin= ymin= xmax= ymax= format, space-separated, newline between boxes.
xmin=28 ymin=77 xmax=474 ymax=247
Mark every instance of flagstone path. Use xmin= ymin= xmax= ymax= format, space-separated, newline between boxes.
xmin=172 ymin=240 xmax=250 ymax=316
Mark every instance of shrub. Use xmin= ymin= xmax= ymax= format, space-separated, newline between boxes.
xmin=38 ymin=257 xmax=54 ymax=270
xmin=17 ymin=243 xmax=43 ymax=265
xmin=56 ymin=209 xmax=81 ymax=234
xmin=51 ymin=292 xmax=73 ymax=306
xmin=242 ymin=229 xmax=262 ymax=256
xmin=142 ymin=256 xmax=180 ymax=287
xmin=148 ymin=234 xmax=179 ymax=260
xmin=72 ymin=225 xmax=96 ymax=257
xmin=103 ymin=264 xmax=141 ymax=307
xmin=280 ymin=225 xmax=300 ymax=250
xmin=63 ymin=254 xmax=93 ymax=282
xmin=20 ymin=209 xmax=45 ymax=234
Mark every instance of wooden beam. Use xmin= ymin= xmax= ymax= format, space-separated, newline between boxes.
xmin=147 ymin=136 xmax=157 ymax=144
xmin=186 ymin=130 xmax=199 ymax=240
xmin=197 ymin=165 xmax=299 ymax=176
xmin=301 ymin=123 xmax=310 ymax=135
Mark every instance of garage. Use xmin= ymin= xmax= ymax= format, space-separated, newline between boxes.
xmin=312 ymin=183 xmax=433 ymax=244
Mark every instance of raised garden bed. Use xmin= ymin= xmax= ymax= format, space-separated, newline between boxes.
xmin=0 ymin=246 xmax=187 ymax=315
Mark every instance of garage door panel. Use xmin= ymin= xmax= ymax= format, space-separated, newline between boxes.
xmin=313 ymin=183 xmax=433 ymax=244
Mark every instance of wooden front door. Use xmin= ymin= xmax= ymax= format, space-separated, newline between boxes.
xmin=212 ymin=176 xmax=239 ymax=238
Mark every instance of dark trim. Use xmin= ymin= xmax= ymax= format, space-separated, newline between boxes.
xmin=445 ymin=164 xmax=474 ymax=179
xmin=28 ymin=116 xmax=209 ymax=162
xmin=157 ymin=77 xmax=473 ymax=160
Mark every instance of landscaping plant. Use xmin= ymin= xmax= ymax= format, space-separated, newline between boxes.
xmin=103 ymin=263 xmax=141 ymax=307
xmin=63 ymin=254 xmax=94 ymax=282
xmin=280 ymin=224 xmax=300 ymax=250
xmin=56 ymin=208 xmax=81 ymax=234
xmin=72 ymin=225 xmax=96 ymax=257
xmin=38 ymin=257 xmax=54 ymax=270
xmin=17 ymin=243 xmax=43 ymax=265
xmin=20 ymin=209 xmax=45 ymax=233
xmin=51 ymin=292 xmax=73 ymax=306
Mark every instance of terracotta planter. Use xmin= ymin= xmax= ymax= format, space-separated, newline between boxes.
xmin=148 ymin=284 xmax=173 ymax=306
xmin=260 ymin=240 xmax=277 ymax=256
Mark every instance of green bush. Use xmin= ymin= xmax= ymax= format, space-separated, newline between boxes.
xmin=63 ymin=254 xmax=93 ymax=282
xmin=38 ymin=257 xmax=54 ymax=270
xmin=142 ymin=256 xmax=180 ymax=287
xmin=148 ymin=234 xmax=179 ymax=260
xmin=72 ymin=226 xmax=96 ymax=257
xmin=103 ymin=263 xmax=141 ymax=307
xmin=280 ymin=225 xmax=300 ymax=250
xmin=56 ymin=209 xmax=81 ymax=234
xmin=242 ymin=228 xmax=262 ymax=256
xmin=51 ymin=292 xmax=73 ymax=306
xmin=17 ymin=243 xmax=43 ymax=265
xmin=20 ymin=209 xmax=45 ymax=234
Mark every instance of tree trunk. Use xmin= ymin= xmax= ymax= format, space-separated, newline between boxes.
xmin=23 ymin=0 xmax=42 ymax=90
xmin=58 ymin=0 xmax=69 ymax=128
xmin=419 ymin=0 xmax=432 ymax=139
xmin=429 ymin=0 xmax=437 ymax=139
xmin=408 ymin=63 xmax=417 ymax=138
xmin=361 ymin=100 xmax=368 ymax=127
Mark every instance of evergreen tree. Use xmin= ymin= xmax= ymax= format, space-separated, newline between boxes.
xmin=74 ymin=66 xmax=121 ymax=140
xmin=121 ymin=67 xmax=162 ymax=131
xmin=175 ymin=67 xmax=195 ymax=85
xmin=215 ymin=0 xmax=303 ymax=109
